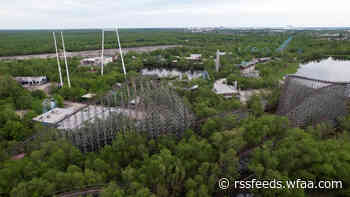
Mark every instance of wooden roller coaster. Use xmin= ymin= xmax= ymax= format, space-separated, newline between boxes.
xmin=277 ymin=75 xmax=350 ymax=127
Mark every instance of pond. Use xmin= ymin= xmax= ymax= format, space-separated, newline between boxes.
xmin=141 ymin=68 xmax=204 ymax=80
xmin=296 ymin=57 xmax=350 ymax=82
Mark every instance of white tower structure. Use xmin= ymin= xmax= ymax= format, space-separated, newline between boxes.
xmin=52 ymin=32 xmax=64 ymax=87
xmin=216 ymin=50 xmax=220 ymax=72
xmin=60 ymin=31 xmax=71 ymax=88
xmin=116 ymin=26 xmax=127 ymax=78
xmin=216 ymin=50 xmax=226 ymax=72
xmin=101 ymin=29 xmax=105 ymax=76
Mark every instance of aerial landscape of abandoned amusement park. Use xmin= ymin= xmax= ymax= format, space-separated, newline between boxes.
xmin=1 ymin=26 xmax=350 ymax=197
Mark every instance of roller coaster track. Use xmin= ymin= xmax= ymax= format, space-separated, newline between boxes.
xmin=277 ymin=75 xmax=350 ymax=127
xmin=9 ymin=77 xmax=196 ymax=156
xmin=9 ymin=107 xmax=249 ymax=161
xmin=11 ymin=76 xmax=350 ymax=196
xmin=6 ymin=77 xmax=252 ymax=197
xmin=283 ymin=74 xmax=350 ymax=85
xmin=14 ymin=74 xmax=349 ymax=158
xmin=8 ymin=75 xmax=254 ymax=158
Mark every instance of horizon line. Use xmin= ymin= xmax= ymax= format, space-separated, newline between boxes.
xmin=1 ymin=26 xmax=350 ymax=31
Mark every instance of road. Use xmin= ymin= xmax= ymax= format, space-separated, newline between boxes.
xmin=0 ymin=45 xmax=181 ymax=60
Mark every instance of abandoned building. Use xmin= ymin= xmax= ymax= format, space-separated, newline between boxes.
xmin=32 ymin=104 xmax=125 ymax=130
xmin=236 ymin=57 xmax=271 ymax=78
xmin=80 ymin=56 xmax=113 ymax=66
xmin=33 ymin=107 xmax=79 ymax=128
xmin=237 ymin=60 xmax=260 ymax=78
xmin=186 ymin=54 xmax=202 ymax=61
xmin=212 ymin=78 xmax=239 ymax=99
xmin=14 ymin=76 xmax=48 ymax=86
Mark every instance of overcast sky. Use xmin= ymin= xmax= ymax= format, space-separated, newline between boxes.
xmin=1 ymin=0 xmax=350 ymax=29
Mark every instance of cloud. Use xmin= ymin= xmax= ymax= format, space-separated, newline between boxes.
xmin=0 ymin=0 xmax=350 ymax=29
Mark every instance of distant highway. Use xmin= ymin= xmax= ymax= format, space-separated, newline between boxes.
xmin=0 ymin=45 xmax=181 ymax=60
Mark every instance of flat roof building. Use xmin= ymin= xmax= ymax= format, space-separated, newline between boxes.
xmin=33 ymin=104 xmax=145 ymax=130
xmin=237 ymin=59 xmax=261 ymax=78
xmin=212 ymin=78 xmax=239 ymax=99
xmin=33 ymin=107 xmax=77 ymax=127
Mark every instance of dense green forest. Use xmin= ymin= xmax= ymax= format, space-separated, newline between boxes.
xmin=0 ymin=29 xmax=191 ymax=56
xmin=1 ymin=29 xmax=350 ymax=196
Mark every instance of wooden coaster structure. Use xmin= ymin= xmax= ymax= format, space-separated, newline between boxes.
xmin=277 ymin=75 xmax=350 ymax=127
xmin=56 ymin=77 xmax=195 ymax=152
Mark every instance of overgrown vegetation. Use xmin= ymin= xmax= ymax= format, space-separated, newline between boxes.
xmin=1 ymin=29 xmax=350 ymax=196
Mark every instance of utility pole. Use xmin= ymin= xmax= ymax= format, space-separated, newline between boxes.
xmin=60 ymin=31 xmax=71 ymax=88
xmin=52 ymin=32 xmax=64 ymax=87
xmin=116 ymin=26 xmax=127 ymax=78
xmin=101 ymin=29 xmax=105 ymax=76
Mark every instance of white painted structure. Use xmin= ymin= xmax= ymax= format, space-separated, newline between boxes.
xmin=101 ymin=29 xmax=105 ymax=76
xmin=141 ymin=68 xmax=203 ymax=80
xmin=33 ymin=105 xmax=144 ymax=130
xmin=80 ymin=57 xmax=113 ymax=66
xmin=241 ymin=65 xmax=256 ymax=74
xmin=212 ymin=78 xmax=239 ymax=99
xmin=82 ymin=93 xmax=97 ymax=99
xmin=216 ymin=50 xmax=226 ymax=72
xmin=52 ymin=32 xmax=64 ymax=87
xmin=186 ymin=54 xmax=202 ymax=60
xmin=60 ymin=31 xmax=71 ymax=88
xmin=237 ymin=59 xmax=261 ymax=78
xmin=15 ymin=76 xmax=48 ymax=86
xmin=116 ymin=26 xmax=127 ymax=78
xmin=33 ymin=107 xmax=77 ymax=127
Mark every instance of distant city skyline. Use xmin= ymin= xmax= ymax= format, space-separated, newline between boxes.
xmin=1 ymin=0 xmax=350 ymax=29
